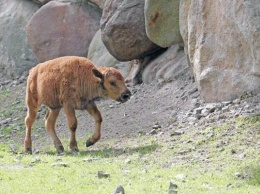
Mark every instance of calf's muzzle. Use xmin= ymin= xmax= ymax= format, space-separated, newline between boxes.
xmin=118 ymin=89 xmax=131 ymax=103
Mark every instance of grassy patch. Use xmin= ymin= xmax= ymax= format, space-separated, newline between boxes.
xmin=1 ymin=126 xmax=13 ymax=134
xmin=0 ymin=114 xmax=260 ymax=193
xmin=0 ymin=89 xmax=10 ymax=98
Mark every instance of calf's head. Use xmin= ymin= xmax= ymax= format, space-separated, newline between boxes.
xmin=93 ymin=67 xmax=131 ymax=103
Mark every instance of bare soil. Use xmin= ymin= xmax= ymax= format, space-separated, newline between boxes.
xmin=0 ymin=69 xmax=259 ymax=154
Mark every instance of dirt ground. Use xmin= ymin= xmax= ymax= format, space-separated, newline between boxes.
xmin=0 ymin=68 xmax=259 ymax=153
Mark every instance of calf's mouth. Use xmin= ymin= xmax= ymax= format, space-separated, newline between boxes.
xmin=117 ymin=89 xmax=131 ymax=103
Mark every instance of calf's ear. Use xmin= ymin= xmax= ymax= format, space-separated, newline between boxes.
xmin=92 ymin=69 xmax=103 ymax=79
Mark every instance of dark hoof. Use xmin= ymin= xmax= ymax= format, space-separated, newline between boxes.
xmin=25 ymin=148 xmax=32 ymax=154
xmin=86 ymin=139 xmax=94 ymax=147
xmin=57 ymin=145 xmax=64 ymax=155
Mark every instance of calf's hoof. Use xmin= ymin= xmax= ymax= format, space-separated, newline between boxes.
xmin=25 ymin=148 xmax=32 ymax=154
xmin=56 ymin=145 xmax=64 ymax=155
xmin=86 ymin=139 xmax=95 ymax=147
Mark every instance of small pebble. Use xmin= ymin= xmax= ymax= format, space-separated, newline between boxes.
xmin=112 ymin=185 xmax=125 ymax=194
xmin=235 ymin=172 xmax=241 ymax=178
xmin=124 ymin=158 xmax=131 ymax=164
xmin=82 ymin=158 xmax=99 ymax=162
xmin=51 ymin=162 xmax=69 ymax=167
xmin=169 ymin=181 xmax=178 ymax=189
xmin=98 ymin=171 xmax=110 ymax=179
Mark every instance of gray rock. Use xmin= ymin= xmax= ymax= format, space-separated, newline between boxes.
xmin=233 ymin=99 xmax=241 ymax=104
xmin=112 ymin=185 xmax=125 ymax=194
xmin=175 ymin=174 xmax=186 ymax=181
xmin=193 ymin=107 xmax=204 ymax=115
xmin=0 ymin=118 xmax=12 ymax=126
xmin=149 ymin=129 xmax=158 ymax=135
xmin=170 ymin=130 xmax=184 ymax=136
xmin=238 ymin=153 xmax=246 ymax=159
xmin=234 ymin=172 xmax=241 ymax=178
xmin=138 ymin=131 xmax=146 ymax=136
xmin=180 ymin=0 xmax=260 ymax=102
xmin=222 ymin=101 xmax=232 ymax=106
xmin=202 ymin=182 xmax=213 ymax=189
xmin=191 ymin=98 xmax=200 ymax=108
xmin=88 ymin=0 xmax=106 ymax=9
xmin=187 ymin=116 xmax=197 ymax=122
xmin=87 ymin=30 xmax=130 ymax=78
xmin=152 ymin=123 xmax=161 ymax=129
xmin=168 ymin=190 xmax=178 ymax=194
xmin=101 ymin=0 xmax=158 ymax=61
xmin=142 ymin=45 xmax=191 ymax=84
xmin=140 ymin=169 xmax=148 ymax=174
xmin=222 ymin=106 xmax=230 ymax=113
xmin=226 ymin=183 xmax=232 ymax=189
xmin=201 ymin=109 xmax=210 ymax=117
xmin=205 ymin=103 xmax=221 ymax=113
xmin=32 ymin=0 xmax=52 ymax=5
xmin=122 ymin=169 xmax=131 ymax=174
xmin=82 ymin=158 xmax=99 ymax=162
xmin=169 ymin=181 xmax=178 ymax=189
xmin=51 ymin=162 xmax=69 ymax=167
xmin=27 ymin=1 xmax=101 ymax=63
xmin=98 ymin=171 xmax=110 ymax=178
xmin=124 ymin=158 xmax=131 ymax=164
xmin=0 ymin=0 xmax=39 ymax=78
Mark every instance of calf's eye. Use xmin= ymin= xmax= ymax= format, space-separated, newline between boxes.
xmin=110 ymin=81 xmax=116 ymax=86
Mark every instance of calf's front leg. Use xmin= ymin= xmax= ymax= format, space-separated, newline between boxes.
xmin=86 ymin=102 xmax=102 ymax=147
xmin=63 ymin=105 xmax=79 ymax=153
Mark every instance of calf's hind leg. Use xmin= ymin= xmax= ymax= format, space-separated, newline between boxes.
xmin=45 ymin=108 xmax=64 ymax=154
xmin=86 ymin=103 xmax=102 ymax=147
xmin=24 ymin=104 xmax=39 ymax=154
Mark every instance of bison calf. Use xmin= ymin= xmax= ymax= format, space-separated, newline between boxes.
xmin=24 ymin=56 xmax=131 ymax=154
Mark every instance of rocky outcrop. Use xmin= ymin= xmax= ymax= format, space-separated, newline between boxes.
xmin=142 ymin=45 xmax=189 ymax=84
xmin=87 ymin=30 xmax=130 ymax=77
xmin=1 ymin=0 xmax=259 ymax=104
xmin=88 ymin=0 xmax=106 ymax=9
xmin=100 ymin=0 xmax=159 ymax=61
xmin=0 ymin=0 xmax=39 ymax=78
xmin=26 ymin=1 xmax=101 ymax=63
xmin=180 ymin=0 xmax=260 ymax=102
xmin=32 ymin=0 xmax=52 ymax=5
xmin=31 ymin=0 xmax=105 ymax=9
xmin=144 ymin=0 xmax=183 ymax=48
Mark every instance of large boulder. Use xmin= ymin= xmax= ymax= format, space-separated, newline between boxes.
xmin=142 ymin=45 xmax=189 ymax=84
xmin=0 ymin=0 xmax=39 ymax=78
xmin=88 ymin=30 xmax=130 ymax=77
xmin=144 ymin=0 xmax=183 ymax=48
xmin=100 ymin=0 xmax=159 ymax=61
xmin=31 ymin=0 xmax=52 ymax=5
xmin=31 ymin=0 xmax=106 ymax=9
xmin=180 ymin=0 xmax=260 ymax=102
xmin=89 ymin=0 xmax=106 ymax=9
xmin=26 ymin=1 xmax=101 ymax=63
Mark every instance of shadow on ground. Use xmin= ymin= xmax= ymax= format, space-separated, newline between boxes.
xmin=44 ymin=143 xmax=160 ymax=158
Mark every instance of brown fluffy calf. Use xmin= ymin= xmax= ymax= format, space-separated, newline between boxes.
xmin=24 ymin=56 xmax=131 ymax=154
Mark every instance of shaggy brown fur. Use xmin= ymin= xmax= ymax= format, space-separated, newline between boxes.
xmin=24 ymin=56 xmax=131 ymax=154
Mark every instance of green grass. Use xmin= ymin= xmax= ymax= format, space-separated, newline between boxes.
xmin=0 ymin=89 xmax=10 ymax=98
xmin=0 ymin=114 xmax=260 ymax=193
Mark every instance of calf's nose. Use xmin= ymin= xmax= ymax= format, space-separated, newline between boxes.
xmin=121 ymin=89 xmax=131 ymax=101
